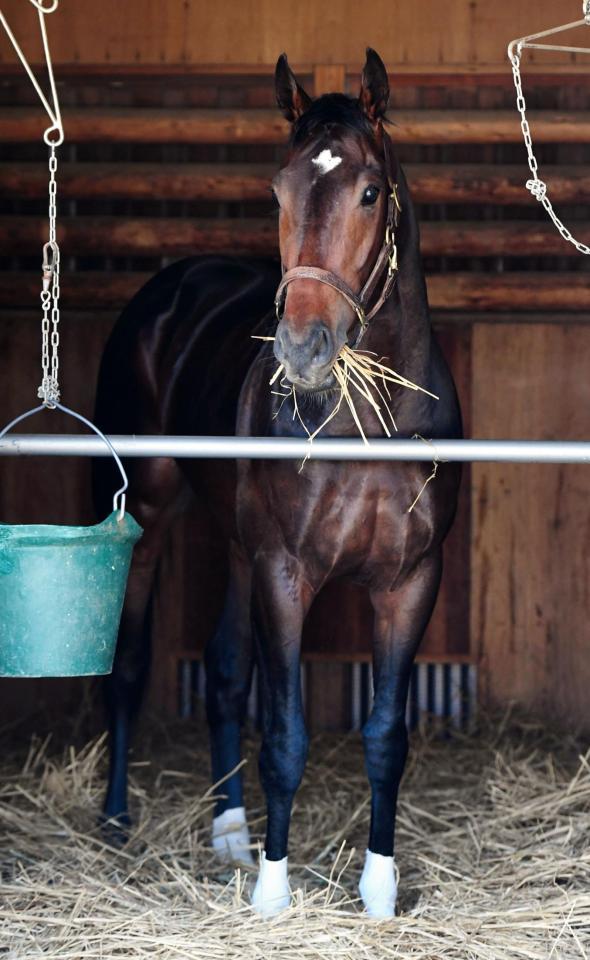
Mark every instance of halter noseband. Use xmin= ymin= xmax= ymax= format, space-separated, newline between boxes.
xmin=274 ymin=131 xmax=402 ymax=349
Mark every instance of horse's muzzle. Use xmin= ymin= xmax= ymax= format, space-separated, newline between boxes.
xmin=274 ymin=321 xmax=338 ymax=390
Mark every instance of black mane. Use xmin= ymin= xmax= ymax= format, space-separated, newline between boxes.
xmin=291 ymin=93 xmax=377 ymax=146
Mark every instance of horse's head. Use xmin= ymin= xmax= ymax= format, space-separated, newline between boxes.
xmin=272 ymin=48 xmax=398 ymax=393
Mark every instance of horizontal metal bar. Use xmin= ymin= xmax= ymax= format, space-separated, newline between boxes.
xmin=0 ymin=435 xmax=589 ymax=464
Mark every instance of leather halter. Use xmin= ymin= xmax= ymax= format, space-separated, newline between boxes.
xmin=274 ymin=131 xmax=402 ymax=349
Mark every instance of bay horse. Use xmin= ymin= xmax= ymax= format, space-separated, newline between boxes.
xmin=93 ymin=48 xmax=462 ymax=918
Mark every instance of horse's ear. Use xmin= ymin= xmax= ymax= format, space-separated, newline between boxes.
xmin=359 ymin=47 xmax=390 ymax=123
xmin=275 ymin=53 xmax=313 ymax=123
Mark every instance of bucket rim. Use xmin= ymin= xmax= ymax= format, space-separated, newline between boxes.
xmin=0 ymin=509 xmax=143 ymax=546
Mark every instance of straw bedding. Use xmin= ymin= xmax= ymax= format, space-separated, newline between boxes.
xmin=0 ymin=712 xmax=588 ymax=959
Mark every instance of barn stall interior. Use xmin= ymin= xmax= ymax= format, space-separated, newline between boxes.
xmin=0 ymin=1 xmax=589 ymax=956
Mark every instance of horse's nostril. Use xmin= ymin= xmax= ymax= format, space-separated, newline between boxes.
xmin=310 ymin=324 xmax=332 ymax=365
xmin=274 ymin=322 xmax=334 ymax=378
xmin=273 ymin=325 xmax=289 ymax=363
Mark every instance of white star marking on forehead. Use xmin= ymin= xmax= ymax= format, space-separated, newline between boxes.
xmin=311 ymin=148 xmax=342 ymax=175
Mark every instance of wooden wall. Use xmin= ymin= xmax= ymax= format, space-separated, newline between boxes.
xmin=472 ymin=325 xmax=590 ymax=729
xmin=1 ymin=0 xmax=589 ymax=70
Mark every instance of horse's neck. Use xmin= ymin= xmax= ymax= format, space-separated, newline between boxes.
xmin=355 ymin=180 xmax=434 ymax=422
xmin=382 ymin=170 xmax=432 ymax=370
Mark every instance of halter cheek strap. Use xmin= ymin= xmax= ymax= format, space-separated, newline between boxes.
xmin=274 ymin=131 xmax=402 ymax=349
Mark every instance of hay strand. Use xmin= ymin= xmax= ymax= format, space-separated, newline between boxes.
xmin=254 ymin=335 xmax=441 ymax=506
xmin=255 ymin=336 xmax=437 ymax=448
xmin=1 ymin=717 xmax=589 ymax=958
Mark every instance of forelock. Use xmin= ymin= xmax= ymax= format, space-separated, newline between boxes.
xmin=290 ymin=93 xmax=377 ymax=147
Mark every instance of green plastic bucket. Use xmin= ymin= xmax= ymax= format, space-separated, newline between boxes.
xmin=0 ymin=403 xmax=143 ymax=678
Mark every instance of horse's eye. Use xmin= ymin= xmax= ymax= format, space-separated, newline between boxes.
xmin=361 ymin=184 xmax=380 ymax=206
xmin=270 ymin=188 xmax=280 ymax=208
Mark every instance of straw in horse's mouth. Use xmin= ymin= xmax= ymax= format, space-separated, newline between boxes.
xmin=253 ymin=336 xmax=438 ymax=447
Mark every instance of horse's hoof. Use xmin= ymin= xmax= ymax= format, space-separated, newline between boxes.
xmin=212 ymin=806 xmax=255 ymax=866
xmin=99 ymin=812 xmax=131 ymax=848
xmin=251 ymin=852 xmax=291 ymax=917
xmin=359 ymin=849 xmax=397 ymax=919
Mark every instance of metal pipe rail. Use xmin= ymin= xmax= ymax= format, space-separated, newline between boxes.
xmin=0 ymin=435 xmax=589 ymax=464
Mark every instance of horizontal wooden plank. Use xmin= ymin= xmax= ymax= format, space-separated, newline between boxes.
xmin=4 ymin=216 xmax=590 ymax=258
xmin=422 ymin=221 xmax=590 ymax=257
xmin=3 ymin=108 xmax=590 ymax=144
xmin=4 ymin=163 xmax=590 ymax=205
xmin=1 ymin=216 xmax=277 ymax=256
xmin=427 ymin=273 xmax=590 ymax=312
xmin=0 ymin=109 xmax=288 ymax=145
xmin=2 ymin=63 xmax=590 ymax=80
xmin=407 ymin=165 xmax=590 ymax=206
xmin=0 ymin=163 xmax=277 ymax=202
xmin=432 ymin=311 xmax=590 ymax=326
xmin=2 ymin=271 xmax=589 ymax=312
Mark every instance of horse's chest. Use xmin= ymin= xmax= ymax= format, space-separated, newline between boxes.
xmin=237 ymin=460 xmax=433 ymax=588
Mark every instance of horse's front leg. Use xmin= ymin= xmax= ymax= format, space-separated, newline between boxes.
xmin=250 ymin=551 xmax=314 ymax=917
xmin=361 ymin=550 xmax=443 ymax=918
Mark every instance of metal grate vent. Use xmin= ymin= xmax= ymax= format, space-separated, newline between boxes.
xmin=178 ymin=659 xmax=477 ymax=731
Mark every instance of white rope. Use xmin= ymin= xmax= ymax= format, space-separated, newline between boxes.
xmin=27 ymin=1 xmax=59 ymax=12
xmin=0 ymin=0 xmax=63 ymax=404
xmin=0 ymin=3 xmax=63 ymax=144
xmin=507 ymin=3 xmax=590 ymax=256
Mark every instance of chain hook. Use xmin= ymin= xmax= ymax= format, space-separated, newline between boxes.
xmin=42 ymin=240 xmax=57 ymax=290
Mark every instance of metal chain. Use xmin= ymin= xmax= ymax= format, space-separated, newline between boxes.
xmin=509 ymin=46 xmax=590 ymax=255
xmin=0 ymin=1 xmax=63 ymax=405
xmin=38 ymin=145 xmax=61 ymax=406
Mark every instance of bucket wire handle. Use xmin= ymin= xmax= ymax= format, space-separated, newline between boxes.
xmin=0 ymin=404 xmax=129 ymax=520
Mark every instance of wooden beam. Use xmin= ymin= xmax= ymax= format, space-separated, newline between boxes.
xmin=1 ymin=64 xmax=590 ymax=82
xmin=2 ymin=272 xmax=589 ymax=312
xmin=4 ymin=163 xmax=590 ymax=205
xmin=0 ymin=163 xmax=276 ymax=202
xmin=3 ymin=216 xmax=590 ymax=258
xmin=0 ymin=272 xmax=151 ymax=308
xmin=426 ymin=273 xmax=590 ymax=312
xmin=313 ymin=64 xmax=346 ymax=96
xmin=406 ymin=164 xmax=590 ymax=206
xmin=0 ymin=216 xmax=278 ymax=256
xmin=431 ymin=311 xmax=590 ymax=327
xmin=421 ymin=221 xmax=590 ymax=257
xmin=3 ymin=108 xmax=590 ymax=144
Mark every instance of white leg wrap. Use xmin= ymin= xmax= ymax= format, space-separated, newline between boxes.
xmin=251 ymin=852 xmax=291 ymax=917
xmin=359 ymin=849 xmax=397 ymax=919
xmin=212 ymin=806 xmax=254 ymax=866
